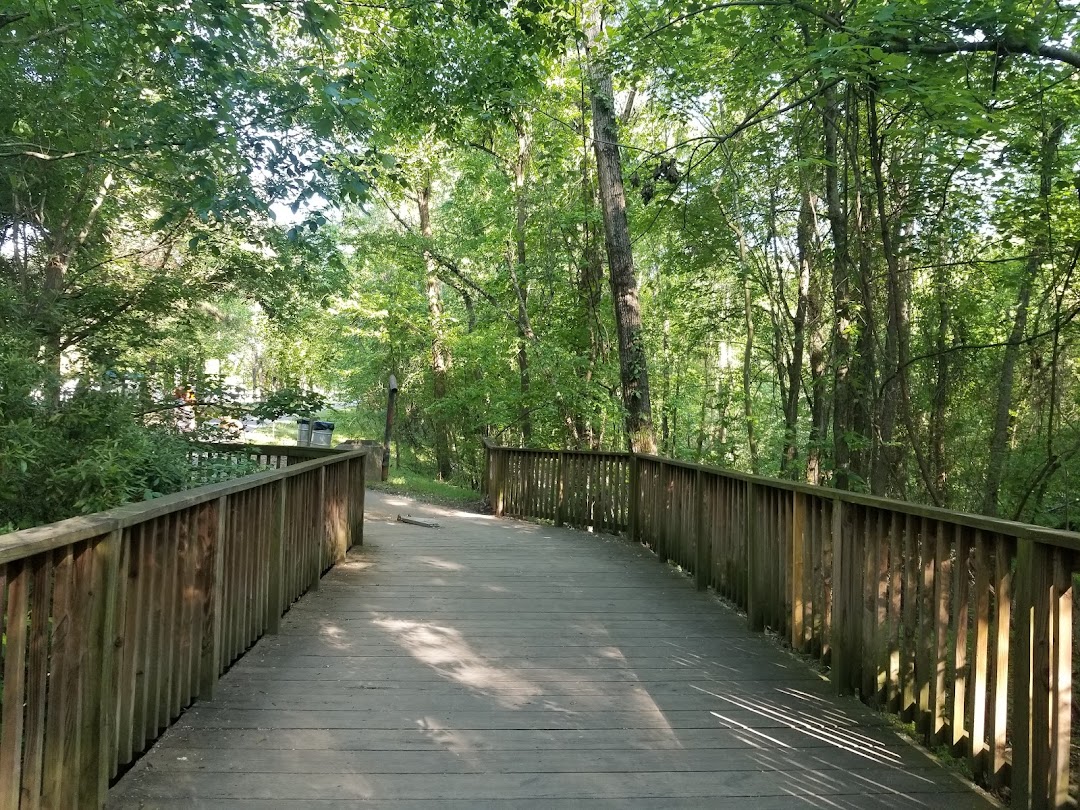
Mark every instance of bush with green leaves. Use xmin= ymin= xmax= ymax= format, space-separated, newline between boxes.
xmin=0 ymin=347 xmax=264 ymax=532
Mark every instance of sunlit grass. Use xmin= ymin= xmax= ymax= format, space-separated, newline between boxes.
xmin=369 ymin=466 xmax=480 ymax=508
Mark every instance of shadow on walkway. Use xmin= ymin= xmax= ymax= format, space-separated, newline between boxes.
xmin=108 ymin=490 xmax=998 ymax=809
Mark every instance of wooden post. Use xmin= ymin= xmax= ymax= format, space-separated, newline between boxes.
xmin=555 ymin=451 xmax=567 ymax=527
xmin=382 ymin=374 xmax=398 ymax=482
xmin=267 ymin=480 xmax=286 ymax=634
xmin=94 ymin=528 xmax=123 ymax=805
xmin=311 ymin=467 xmax=325 ymax=591
xmin=831 ymin=497 xmax=852 ymax=695
xmin=495 ymin=449 xmax=505 ymax=517
xmin=355 ymin=454 xmax=366 ymax=547
xmin=791 ymin=491 xmax=806 ymax=650
xmin=628 ymin=454 xmax=640 ymax=544
xmin=694 ymin=469 xmax=708 ymax=590
xmin=1011 ymin=537 xmax=1055 ymax=810
xmin=1049 ymin=549 xmax=1074 ymax=808
xmin=200 ymin=496 xmax=227 ymax=700
xmin=657 ymin=461 xmax=668 ymax=563
xmin=746 ymin=482 xmax=764 ymax=631
xmin=0 ymin=560 xmax=29 ymax=809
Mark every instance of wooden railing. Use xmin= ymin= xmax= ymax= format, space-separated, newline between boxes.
xmin=189 ymin=441 xmax=343 ymax=469
xmin=484 ymin=440 xmax=1078 ymax=809
xmin=0 ymin=446 xmax=367 ymax=809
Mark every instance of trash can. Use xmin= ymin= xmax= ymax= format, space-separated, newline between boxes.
xmin=296 ymin=418 xmax=312 ymax=446
xmin=311 ymin=420 xmax=335 ymax=447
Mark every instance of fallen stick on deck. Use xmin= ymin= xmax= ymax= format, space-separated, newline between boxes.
xmin=397 ymin=514 xmax=440 ymax=528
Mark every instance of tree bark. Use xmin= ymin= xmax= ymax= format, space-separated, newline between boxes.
xmin=511 ymin=115 xmax=534 ymax=444
xmin=585 ymin=5 xmax=656 ymax=454
xmin=417 ymin=181 xmax=453 ymax=481
xmin=739 ymin=235 xmax=759 ymax=473
xmin=982 ymin=119 xmax=1064 ymax=515
xmin=821 ymin=81 xmax=857 ymax=488
xmin=783 ymin=186 xmax=812 ymax=475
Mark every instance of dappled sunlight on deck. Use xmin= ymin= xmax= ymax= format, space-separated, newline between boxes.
xmin=107 ymin=489 xmax=996 ymax=809
xmin=373 ymin=616 xmax=542 ymax=708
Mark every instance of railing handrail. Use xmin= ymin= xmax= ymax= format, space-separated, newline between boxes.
xmin=487 ymin=442 xmax=1080 ymax=552
xmin=0 ymin=447 xmax=367 ymax=565
xmin=192 ymin=441 xmax=345 ymax=459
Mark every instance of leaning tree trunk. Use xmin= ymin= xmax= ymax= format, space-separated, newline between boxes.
xmin=417 ymin=182 xmax=453 ymax=481
xmin=585 ymin=5 xmax=656 ymax=454
xmin=983 ymin=119 xmax=1065 ymax=516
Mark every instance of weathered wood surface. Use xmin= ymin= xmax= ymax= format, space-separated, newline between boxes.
xmin=108 ymin=491 xmax=995 ymax=809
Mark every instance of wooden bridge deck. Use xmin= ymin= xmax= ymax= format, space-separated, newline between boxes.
xmin=107 ymin=491 xmax=997 ymax=809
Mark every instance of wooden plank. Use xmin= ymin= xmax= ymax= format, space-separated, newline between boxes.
xmin=746 ymin=484 xmax=762 ymax=633
xmin=41 ymin=546 xmax=74 ymax=805
xmin=160 ymin=511 xmax=181 ymax=731
xmin=917 ymin=517 xmax=935 ymax=737
xmin=950 ymin=525 xmax=971 ymax=752
xmin=1012 ymin=537 xmax=1034 ymax=806
xmin=192 ymin=503 xmax=212 ymax=700
xmin=70 ymin=538 xmax=99 ymax=805
xmin=695 ymin=470 xmax=707 ymax=591
xmin=900 ymin=513 xmax=917 ymax=720
xmin=256 ymin=484 xmax=270 ymax=638
xmin=203 ymin=496 xmax=228 ymax=699
xmin=267 ymin=482 xmax=286 ymax=635
xmin=929 ymin=520 xmax=950 ymax=746
xmin=968 ymin=531 xmax=991 ymax=778
xmin=821 ymin=499 xmax=832 ymax=663
xmin=173 ymin=510 xmax=192 ymax=719
xmin=94 ymin=529 xmax=123 ymax=804
xmin=226 ymin=492 xmax=241 ymax=665
xmin=1048 ymin=547 xmax=1073 ymax=807
xmin=561 ymin=451 xmax=570 ymax=527
xmin=987 ymin=535 xmax=1012 ymax=789
xmin=0 ymin=559 xmax=29 ymax=809
xmin=873 ymin=508 xmax=889 ymax=706
xmin=1025 ymin=540 xmax=1053 ymax=808
xmin=829 ymin=498 xmax=846 ymax=692
xmin=19 ymin=552 xmax=52 ymax=810
xmin=887 ymin=510 xmax=902 ymax=712
xmin=120 ymin=525 xmax=147 ymax=764
xmin=806 ymin=495 xmax=819 ymax=655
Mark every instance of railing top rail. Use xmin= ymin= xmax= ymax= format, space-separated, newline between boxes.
xmin=193 ymin=441 xmax=344 ymax=459
xmin=484 ymin=441 xmax=1080 ymax=553
xmin=481 ymin=437 xmax=625 ymax=458
xmin=0 ymin=447 xmax=368 ymax=566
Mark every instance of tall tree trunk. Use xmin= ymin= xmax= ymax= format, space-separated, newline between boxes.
xmin=511 ymin=115 xmax=533 ymax=444
xmin=867 ymin=89 xmax=900 ymax=497
xmin=740 ymin=239 xmax=759 ymax=473
xmin=929 ymin=259 xmax=950 ymax=504
xmin=783 ymin=187 xmax=812 ymax=475
xmin=847 ymin=92 xmax=877 ymax=490
xmin=661 ymin=317 xmax=671 ymax=452
xmin=821 ymin=81 xmax=855 ymax=488
xmin=983 ymin=119 xmax=1064 ymax=515
xmin=697 ymin=350 xmax=710 ymax=456
xmin=417 ymin=182 xmax=453 ymax=481
xmin=585 ymin=5 xmax=656 ymax=454
xmin=572 ymin=114 xmax=605 ymax=449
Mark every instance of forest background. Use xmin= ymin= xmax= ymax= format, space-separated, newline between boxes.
xmin=1 ymin=0 xmax=1078 ymax=531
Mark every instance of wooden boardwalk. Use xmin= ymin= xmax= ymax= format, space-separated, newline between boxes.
xmin=107 ymin=491 xmax=997 ymax=809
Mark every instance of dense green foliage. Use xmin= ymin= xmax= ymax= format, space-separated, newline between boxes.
xmin=3 ymin=0 xmax=1079 ymax=527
